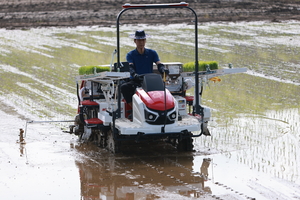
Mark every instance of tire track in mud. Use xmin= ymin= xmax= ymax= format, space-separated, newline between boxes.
xmin=74 ymin=142 xmax=257 ymax=200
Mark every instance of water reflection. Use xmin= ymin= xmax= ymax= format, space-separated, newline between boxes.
xmin=74 ymin=143 xmax=212 ymax=199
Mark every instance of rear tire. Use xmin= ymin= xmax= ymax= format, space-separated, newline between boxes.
xmin=74 ymin=114 xmax=84 ymax=136
xmin=97 ymin=129 xmax=107 ymax=148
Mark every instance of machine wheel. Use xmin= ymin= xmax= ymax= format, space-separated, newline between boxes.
xmin=69 ymin=125 xmax=75 ymax=134
xmin=177 ymin=135 xmax=194 ymax=152
xmin=97 ymin=129 xmax=107 ymax=148
xmin=74 ymin=114 xmax=84 ymax=136
xmin=106 ymin=129 xmax=120 ymax=153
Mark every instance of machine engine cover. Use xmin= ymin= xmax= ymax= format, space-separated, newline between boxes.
xmin=136 ymin=89 xmax=175 ymax=111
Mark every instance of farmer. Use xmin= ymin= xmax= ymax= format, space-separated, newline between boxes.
xmin=121 ymin=30 xmax=169 ymax=108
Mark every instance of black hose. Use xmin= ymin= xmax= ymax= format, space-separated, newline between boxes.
xmin=162 ymin=74 xmax=167 ymax=133
xmin=76 ymin=82 xmax=80 ymax=106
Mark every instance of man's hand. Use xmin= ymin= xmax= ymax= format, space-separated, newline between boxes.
xmin=129 ymin=63 xmax=136 ymax=77
xmin=157 ymin=63 xmax=169 ymax=75
xmin=133 ymin=73 xmax=139 ymax=80
xmin=162 ymin=68 xmax=169 ymax=75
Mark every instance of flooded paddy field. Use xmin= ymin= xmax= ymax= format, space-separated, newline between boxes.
xmin=0 ymin=21 xmax=300 ymax=199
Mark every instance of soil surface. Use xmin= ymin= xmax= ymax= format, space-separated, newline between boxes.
xmin=1 ymin=0 xmax=300 ymax=28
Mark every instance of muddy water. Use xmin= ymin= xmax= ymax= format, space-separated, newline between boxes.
xmin=0 ymin=21 xmax=300 ymax=199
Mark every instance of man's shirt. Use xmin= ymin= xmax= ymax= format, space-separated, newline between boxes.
xmin=126 ymin=48 xmax=160 ymax=75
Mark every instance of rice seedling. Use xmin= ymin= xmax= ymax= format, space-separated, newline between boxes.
xmin=183 ymin=61 xmax=218 ymax=72
xmin=79 ymin=66 xmax=111 ymax=75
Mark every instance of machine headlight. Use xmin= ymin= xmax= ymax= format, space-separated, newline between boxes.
xmin=148 ymin=114 xmax=155 ymax=120
xmin=144 ymin=106 xmax=176 ymax=125
xmin=144 ymin=107 xmax=158 ymax=122
xmin=168 ymin=111 xmax=177 ymax=121
xmin=170 ymin=113 xmax=176 ymax=119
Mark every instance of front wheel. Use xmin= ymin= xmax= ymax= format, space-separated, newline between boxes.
xmin=177 ymin=134 xmax=194 ymax=151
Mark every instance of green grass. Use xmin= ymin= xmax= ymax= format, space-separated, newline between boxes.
xmin=183 ymin=61 xmax=218 ymax=72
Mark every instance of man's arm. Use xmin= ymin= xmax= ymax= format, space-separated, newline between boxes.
xmin=157 ymin=62 xmax=169 ymax=75
xmin=126 ymin=50 xmax=137 ymax=77
xmin=129 ymin=63 xmax=136 ymax=77
xmin=153 ymin=49 xmax=168 ymax=74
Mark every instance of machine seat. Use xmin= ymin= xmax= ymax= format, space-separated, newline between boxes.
xmin=84 ymin=118 xmax=103 ymax=125
xmin=81 ymin=100 xmax=99 ymax=106
xmin=142 ymin=73 xmax=164 ymax=92
xmin=184 ymin=96 xmax=194 ymax=105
